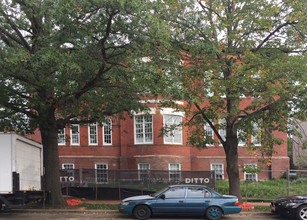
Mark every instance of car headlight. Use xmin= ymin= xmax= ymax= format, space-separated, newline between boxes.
xmin=121 ymin=202 xmax=130 ymax=206
xmin=285 ymin=202 xmax=297 ymax=207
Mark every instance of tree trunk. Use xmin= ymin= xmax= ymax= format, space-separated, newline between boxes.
xmin=40 ymin=117 xmax=66 ymax=207
xmin=225 ymin=142 xmax=242 ymax=202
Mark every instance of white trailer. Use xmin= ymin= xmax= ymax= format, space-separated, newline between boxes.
xmin=0 ymin=132 xmax=45 ymax=210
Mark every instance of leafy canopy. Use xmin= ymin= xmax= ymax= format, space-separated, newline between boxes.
xmin=0 ymin=0 xmax=180 ymax=131
xmin=166 ymin=0 xmax=306 ymax=152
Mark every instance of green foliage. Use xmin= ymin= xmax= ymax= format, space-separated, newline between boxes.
xmin=0 ymin=0 xmax=182 ymax=205
xmin=242 ymin=165 xmax=262 ymax=175
xmin=164 ymin=0 xmax=307 ymax=153
xmin=164 ymin=0 xmax=307 ymax=200
xmin=280 ymin=171 xmax=301 ymax=180
xmin=0 ymin=0 xmax=181 ymax=132
xmin=253 ymin=206 xmax=271 ymax=212
xmin=217 ymin=178 xmax=307 ymax=200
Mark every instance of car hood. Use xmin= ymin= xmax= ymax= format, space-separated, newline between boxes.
xmin=273 ymin=195 xmax=307 ymax=203
xmin=122 ymin=195 xmax=154 ymax=202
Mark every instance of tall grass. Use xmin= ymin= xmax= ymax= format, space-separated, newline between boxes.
xmin=216 ymin=178 xmax=307 ymax=200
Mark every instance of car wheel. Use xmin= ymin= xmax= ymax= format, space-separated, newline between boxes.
xmin=205 ymin=206 xmax=223 ymax=220
xmin=133 ymin=205 xmax=151 ymax=220
xmin=297 ymin=205 xmax=307 ymax=220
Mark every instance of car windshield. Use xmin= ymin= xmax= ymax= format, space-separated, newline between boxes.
xmin=152 ymin=187 xmax=169 ymax=197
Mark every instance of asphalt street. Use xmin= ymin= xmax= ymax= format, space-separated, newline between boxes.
xmin=0 ymin=211 xmax=290 ymax=220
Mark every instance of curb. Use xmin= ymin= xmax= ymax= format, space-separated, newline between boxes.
xmin=12 ymin=209 xmax=118 ymax=213
xmin=12 ymin=209 xmax=272 ymax=215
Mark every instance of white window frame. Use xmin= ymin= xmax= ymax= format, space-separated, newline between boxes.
xmin=138 ymin=163 xmax=150 ymax=181
xmin=169 ymin=163 xmax=181 ymax=182
xmin=70 ymin=124 xmax=80 ymax=145
xmin=58 ymin=128 xmax=65 ymax=145
xmin=62 ymin=163 xmax=74 ymax=170
xmin=163 ymin=115 xmax=183 ymax=144
xmin=62 ymin=163 xmax=75 ymax=179
xmin=251 ymin=122 xmax=261 ymax=146
xmin=103 ymin=118 xmax=112 ymax=145
xmin=244 ymin=164 xmax=258 ymax=182
xmin=134 ymin=115 xmax=153 ymax=144
xmin=95 ymin=163 xmax=108 ymax=184
xmin=88 ymin=123 xmax=98 ymax=145
xmin=204 ymin=123 xmax=214 ymax=146
xmin=211 ymin=163 xmax=224 ymax=180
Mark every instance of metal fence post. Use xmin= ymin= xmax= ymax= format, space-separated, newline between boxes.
xmin=287 ymin=168 xmax=289 ymax=196
xmin=95 ymin=181 xmax=98 ymax=200
xmin=118 ymin=180 xmax=121 ymax=201
xmin=79 ymin=168 xmax=83 ymax=184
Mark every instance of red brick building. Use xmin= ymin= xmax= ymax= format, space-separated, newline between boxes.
xmin=31 ymin=98 xmax=289 ymax=182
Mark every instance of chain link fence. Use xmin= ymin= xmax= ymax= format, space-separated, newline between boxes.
xmin=60 ymin=169 xmax=215 ymax=200
xmin=59 ymin=169 xmax=307 ymax=201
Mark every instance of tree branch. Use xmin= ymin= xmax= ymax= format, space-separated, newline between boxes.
xmin=193 ymin=102 xmax=226 ymax=145
xmin=1 ymin=102 xmax=38 ymax=119
xmin=252 ymin=21 xmax=298 ymax=53
xmin=0 ymin=9 xmax=31 ymax=51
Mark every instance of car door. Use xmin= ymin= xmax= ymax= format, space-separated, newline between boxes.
xmin=152 ymin=186 xmax=186 ymax=214
xmin=184 ymin=186 xmax=212 ymax=214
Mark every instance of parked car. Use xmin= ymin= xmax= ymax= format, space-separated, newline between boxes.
xmin=118 ymin=185 xmax=241 ymax=220
xmin=271 ymin=194 xmax=307 ymax=220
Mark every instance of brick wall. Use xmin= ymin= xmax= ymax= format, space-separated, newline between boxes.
xmin=30 ymin=102 xmax=289 ymax=180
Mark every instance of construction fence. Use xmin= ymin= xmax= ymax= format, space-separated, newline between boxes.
xmin=59 ymin=169 xmax=307 ymax=201
xmin=60 ymin=169 xmax=215 ymax=200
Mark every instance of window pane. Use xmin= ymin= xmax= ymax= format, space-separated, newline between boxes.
xmin=62 ymin=163 xmax=74 ymax=178
xmin=58 ymin=128 xmax=65 ymax=145
xmin=205 ymin=124 xmax=214 ymax=145
xmin=244 ymin=164 xmax=258 ymax=181
xmin=187 ymin=187 xmax=211 ymax=198
xmin=237 ymin=129 xmax=246 ymax=146
xmin=169 ymin=163 xmax=181 ymax=182
xmin=89 ymin=123 xmax=97 ymax=145
xmin=164 ymin=187 xmax=185 ymax=198
xmin=252 ymin=122 xmax=261 ymax=145
xmin=164 ymin=115 xmax=182 ymax=144
xmin=135 ymin=115 xmax=153 ymax=144
xmin=219 ymin=119 xmax=226 ymax=144
xmin=96 ymin=164 xmax=108 ymax=183
xmin=71 ymin=124 xmax=79 ymax=145
xmin=211 ymin=163 xmax=224 ymax=180
xmin=103 ymin=118 xmax=112 ymax=145
xmin=138 ymin=163 xmax=150 ymax=180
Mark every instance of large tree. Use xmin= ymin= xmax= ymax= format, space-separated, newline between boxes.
xmin=0 ymin=0 xmax=178 ymax=206
xmin=166 ymin=0 xmax=306 ymax=201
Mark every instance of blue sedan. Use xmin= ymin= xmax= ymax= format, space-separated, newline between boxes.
xmin=118 ymin=185 xmax=241 ymax=220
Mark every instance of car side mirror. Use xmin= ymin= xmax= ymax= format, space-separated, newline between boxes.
xmin=160 ymin=194 xmax=165 ymax=199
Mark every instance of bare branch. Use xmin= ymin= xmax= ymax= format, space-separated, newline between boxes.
xmin=252 ymin=21 xmax=298 ymax=53
xmin=0 ymin=9 xmax=31 ymax=51
xmin=198 ymin=1 xmax=221 ymax=18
